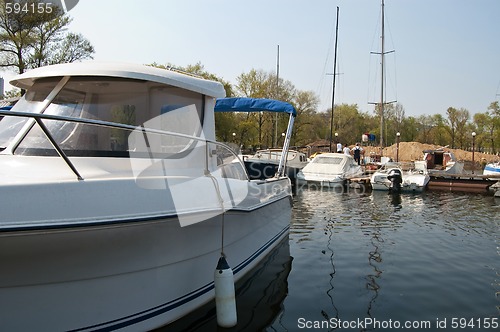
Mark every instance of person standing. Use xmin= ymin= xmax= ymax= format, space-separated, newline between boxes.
xmin=343 ymin=145 xmax=350 ymax=156
xmin=353 ymin=143 xmax=363 ymax=165
xmin=336 ymin=142 xmax=342 ymax=153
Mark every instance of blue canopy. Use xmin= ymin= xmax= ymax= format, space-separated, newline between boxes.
xmin=215 ymin=97 xmax=296 ymax=117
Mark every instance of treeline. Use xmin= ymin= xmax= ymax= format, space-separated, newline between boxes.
xmin=167 ymin=63 xmax=499 ymax=154
xmin=0 ymin=1 xmax=498 ymax=154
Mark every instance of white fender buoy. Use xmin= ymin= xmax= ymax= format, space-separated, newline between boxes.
xmin=214 ymin=255 xmax=237 ymax=327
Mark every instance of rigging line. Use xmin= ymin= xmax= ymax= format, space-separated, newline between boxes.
xmin=367 ymin=53 xmax=377 ymax=106
xmin=384 ymin=8 xmax=398 ymax=102
xmin=391 ymin=51 xmax=398 ymax=102
xmin=316 ymin=5 xmax=338 ymax=103
xmin=495 ymin=79 xmax=500 ymax=99
xmin=369 ymin=3 xmax=383 ymax=55
xmin=367 ymin=4 xmax=383 ymax=107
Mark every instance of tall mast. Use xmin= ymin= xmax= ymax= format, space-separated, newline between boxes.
xmin=274 ymin=44 xmax=279 ymax=147
xmin=380 ymin=0 xmax=385 ymax=148
xmin=369 ymin=0 xmax=395 ymax=151
xmin=329 ymin=6 xmax=340 ymax=152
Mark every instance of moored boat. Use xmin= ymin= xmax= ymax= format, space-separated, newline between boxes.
xmin=370 ymin=161 xmax=430 ymax=193
xmin=483 ymin=161 xmax=500 ymax=178
xmin=296 ymin=153 xmax=363 ymax=188
xmin=423 ymin=148 xmax=464 ymax=175
xmin=0 ymin=62 xmax=293 ymax=331
xmin=242 ymin=148 xmax=308 ymax=181
xmin=214 ymin=97 xmax=306 ymax=183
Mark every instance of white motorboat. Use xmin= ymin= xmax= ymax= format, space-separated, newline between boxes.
xmin=242 ymin=148 xmax=308 ymax=181
xmin=370 ymin=161 xmax=430 ymax=193
xmin=214 ymin=97 xmax=302 ymax=183
xmin=0 ymin=62 xmax=293 ymax=331
xmin=423 ymin=148 xmax=464 ymax=175
xmin=296 ymin=153 xmax=363 ymax=188
xmin=483 ymin=161 xmax=500 ymax=178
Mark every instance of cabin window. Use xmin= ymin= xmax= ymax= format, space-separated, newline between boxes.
xmin=11 ymin=77 xmax=205 ymax=157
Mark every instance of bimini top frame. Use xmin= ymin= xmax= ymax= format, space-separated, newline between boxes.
xmin=214 ymin=97 xmax=297 ymax=178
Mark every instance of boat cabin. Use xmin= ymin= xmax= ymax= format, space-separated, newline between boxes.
xmin=423 ymin=149 xmax=454 ymax=170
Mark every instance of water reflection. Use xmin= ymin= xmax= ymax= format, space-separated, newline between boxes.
xmin=390 ymin=192 xmax=402 ymax=208
xmin=161 ymin=238 xmax=292 ymax=331
xmin=161 ymin=189 xmax=499 ymax=331
xmin=364 ymin=215 xmax=383 ymax=326
xmin=323 ymin=214 xmax=339 ymax=324
xmin=286 ymin=188 xmax=499 ymax=331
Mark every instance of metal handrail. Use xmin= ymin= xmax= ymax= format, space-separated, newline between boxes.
xmin=0 ymin=110 xmax=250 ymax=181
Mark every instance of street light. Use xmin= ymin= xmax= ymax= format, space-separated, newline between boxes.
xmin=334 ymin=132 xmax=339 ymax=153
xmin=471 ymin=132 xmax=476 ymax=174
xmin=396 ymin=132 xmax=401 ymax=162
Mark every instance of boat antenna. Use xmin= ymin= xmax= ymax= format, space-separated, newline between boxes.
xmin=329 ymin=6 xmax=339 ymax=153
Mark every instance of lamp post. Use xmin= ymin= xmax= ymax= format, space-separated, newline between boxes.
xmin=396 ymin=132 xmax=400 ymax=162
xmin=334 ymin=132 xmax=338 ymax=152
xmin=471 ymin=132 xmax=476 ymax=174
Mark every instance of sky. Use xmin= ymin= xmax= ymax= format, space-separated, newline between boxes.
xmin=3 ymin=0 xmax=500 ymax=117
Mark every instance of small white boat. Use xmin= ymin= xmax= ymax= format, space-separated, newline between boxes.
xmin=243 ymin=148 xmax=308 ymax=181
xmin=483 ymin=161 xmax=500 ymax=178
xmin=370 ymin=161 xmax=430 ymax=193
xmin=0 ymin=63 xmax=294 ymax=331
xmin=296 ymin=153 xmax=363 ymax=188
xmin=423 ymin=148 xmax=464 ymax=175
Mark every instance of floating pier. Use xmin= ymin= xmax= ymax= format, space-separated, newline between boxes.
xmin=428 ymin=172 xmax=499 ymax=193
xmin=347 ymin=172 xmax=500 ymax=195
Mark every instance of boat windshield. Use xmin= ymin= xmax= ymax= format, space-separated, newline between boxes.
xmin=1 ymin=76 xmax=205 ymax=157
xmin=0 ymin=79 xmax=55 ymax=149
xmin=313 ymin=156 xmax=343 ymax=165
xmin=253 ymin=150 xmax=302 ymax=161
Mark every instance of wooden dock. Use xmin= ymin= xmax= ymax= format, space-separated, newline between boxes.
xmin=347 ymin=176 xmax=372 ymax=190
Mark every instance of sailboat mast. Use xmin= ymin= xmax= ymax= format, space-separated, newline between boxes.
xmin=369 ymin=0 xmax=395 ymax=151
xmin=380 ymin=0 xmax=385 ymax=149
xmin=275 ymin=44 xmax=279 ymax=147
xmin=329 ymin=6 xmax=339 ymax=152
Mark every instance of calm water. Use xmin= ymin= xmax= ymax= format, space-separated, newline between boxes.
xmin=166 ymin=188 xmax=499 ymax=331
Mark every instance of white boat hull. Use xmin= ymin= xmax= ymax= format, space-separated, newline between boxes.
xmin=296 ymin=153 xmax=363 ymax=189
xmin=296 ymin=174 xmax=346 ymax=188
xmin=0 ymin=63 xmax=296 ymax=331
xmin=0 ymin=194 xmax=290 ymax=331
xmin=370 ymin=163 xmax=430 ymax=193
xmin=371 ymin=175 xmax=429 ymax=192
xmin=483 ymin=162 xmax=500 ymax=179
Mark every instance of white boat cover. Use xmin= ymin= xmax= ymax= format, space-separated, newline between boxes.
xmin=301 ymin=153 xmax=360 ymax=178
